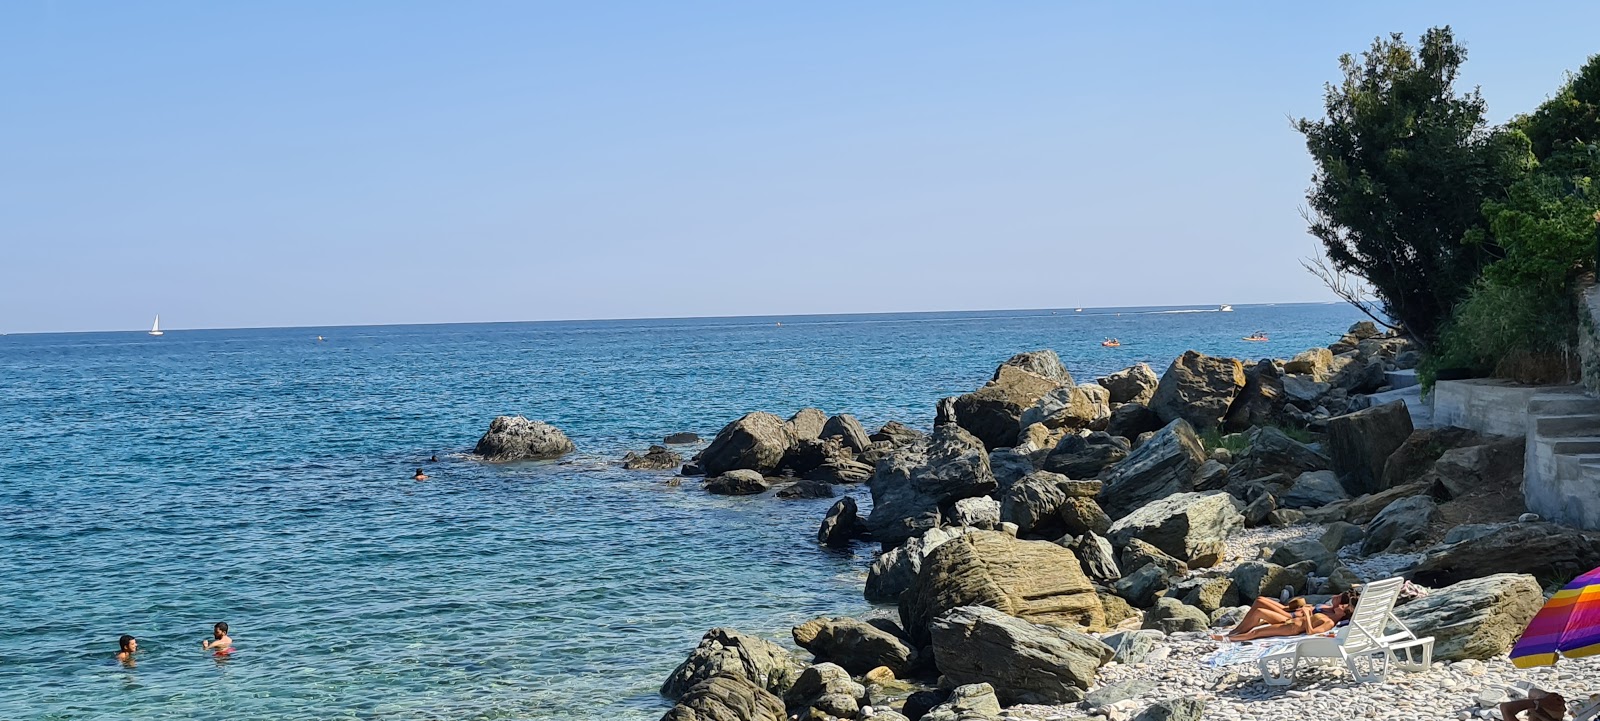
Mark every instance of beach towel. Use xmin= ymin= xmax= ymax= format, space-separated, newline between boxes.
xmin=1204 ymin=632 xmax=1336 ymax=668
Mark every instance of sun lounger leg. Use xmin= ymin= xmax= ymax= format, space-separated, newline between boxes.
xmin=1345 ymin=649 xmax=1390 ymax=683
xmin=1258 ymin=649 xmax=1297 ymax=686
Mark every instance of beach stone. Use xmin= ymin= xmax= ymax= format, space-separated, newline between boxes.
xmin=1179 ymin=576 xmax=1238 ymax=614
xmin=1225 ymin=426 xmax=1329 ymax=482
xmin=473 ymin=415 xmax=576 ymax=461
xmin=900 ymin=531 xmax=1104 ymax=647
xmin=1059 ymin=497 xmax=1112 ymax=537
xmin=1210 ymin=605 xmax=1248 ymax=628
xmin=1098 ymin=419 xmax=1207 ymax=519
xmin=1431 ymin=437 xmax=1525 ymax=500
xmin=950 ymin=496 xmax=1000 ymax=529
xmin=1099 ymin=363 xmax=1161 ymax=405
xmin=1107 ymin=491 xmax=1242 ymax=568
xmin=1443 ymin=523 xmax=1506 ymax=545
xmin=664 ymin=432 xmax=701 ymax=445
xmin=623 ymin=445 xmax=683 ymax=470
xmin=1085 ymin=679 xmax=1158 ymax=708
xmin=1104 ymin=629 xmax=1165 ymax=665
xmin=818 ymin=497 xmax=863 ymax=548
xmin=1410 ymin=523 xmax=1600 ymax=587
xmin=1328 ymin=479 xmax=1434 ymax=525
xmin=1285 ymin=348 xmax=1334 ymax=379
xmin=987 ymin=448 xmax=1036 ymax=491
xmin=928 ymin=605 xmax=1112 ymax=705
xmin=1133 ymin=698 xmax=1206 ymax=721
xmin=1106 ymin=402 xmax=1164 ymax=441
xmin=1327 ymin=400 xmax=1414 ymax=495
xmin=871 ymin=422 xmax=924 ymax=448
xmin=1041 ymin=432 xmax=1128 ymax=478
xmin=1269 ymin=538 xmax=1337 ymax=575
xmin=999 ymin=471 xmax=1073 ymax=537
xmin=955 ymin=361 xmax=1069 ymax=451
xmin=1266 ymin=509 xmax=1305 ymax=527
xmin=864 ymin=526 xmax=976 ymax=603
xmin=705 ymin=469 xmax=771 ymax=495
xmin=1021 ymin=384 xmax=1110 ymax=432
xmin=782 ymin=662 xmax=864 ymax=719
xmin=1393 ymin=574 xmax=1543 ymax=661
xmin=1098 ymin=591 xmax=1140 ymax=627
xmin=1060 ymin=532 xmax=1120 ymax=584
xmin=1327 ymin=566 xmax=1362 ymax=594
xmin=1112 ymin=563 xmax=1170 ymax=608
xmin=900 ymin=690 xmax=951 ymax=721
xmin=1143 ymin=597 xmax=1209 ymax=634
xmin=1192 ymin=459 xmax=1229 ymax=491
xmin=661 ymin=627 xmax=800 ymax=700
xmin=920 ymin=682 xmax=1002 ymax=721
xmin=816 ymin=413 xmax=871 ymax=453
xmin=1118 ymin=537 xmax=1189 ymax=578
xmin=1242 ymin=493 xmax=1276 ymax=528
xmin=661 ymin=674 xmax=787 ymax=721
xmin=1229 ymin=561 xmax=1305 ymax=602
xmin=866 ymin=425 xmax=996 ymax=547
xmin=1281 ymin=375 xmax=1331 ymax=408
xmin=1223 ymin=359 xmax=1286 ymax=432
xmin=1278 ymin=470 xmax=1350 ymax=509
xmin=792 ymin=617 xmax=915 ymax=677
xmin=1320 ymin=521 xmax=1364 ymax=551
xmin=1148 ymin=350 xmax=1246 ymax=431
xmin=1359 ymin=495 xmax=1437 ymax=555
xmin=785 ymin=408 xmax=829 ymax=442
xmin=776 ymin=479 xmax=834 ymax=499
xmin=702 ymin=412 xmax=795 ymax=476
xmin=1380 ymin=426 xmax=1481 ymax=490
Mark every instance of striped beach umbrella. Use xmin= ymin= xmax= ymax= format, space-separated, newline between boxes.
xmin=1511 ymin=566 xmax=1600 ymax=668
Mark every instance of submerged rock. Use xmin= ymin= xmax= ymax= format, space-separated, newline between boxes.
xmin=818 ymin=497 xmax=864 ymax=548
xmin=705 ymin=469 xmax=771 ymax=496
xmin=663 ymin=432 xmax=701 ymax=445
xmin=623 ymin=445 xmax=683 ymax=470
xmin=474 ymin=415 xmax=575 ymax=461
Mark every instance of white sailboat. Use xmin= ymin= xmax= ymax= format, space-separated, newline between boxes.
xmin=148 ymin=315 xmax=164 ymax=336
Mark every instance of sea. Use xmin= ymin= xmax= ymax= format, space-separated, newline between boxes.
xmin=0 ymin=303 xmax=1363 ymax=720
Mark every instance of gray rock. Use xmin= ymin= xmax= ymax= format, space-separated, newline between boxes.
xmin=951 ymin=496 xmax=1001 ymax=529
xmin=1278 ymin=470 xmax=1351 ymax=509
xmin=955 ymin=362 xmax=1068 ymax=451
xmin=999 ymin=471 xmax=1072 ymax=537
xmin=660 ymin=627 xmax=800 ymax=700
xmin=921 ymin=682 xmax=1002 ymax=721
xmin=1268 ymin=538 xmax=1337 ymax=575
xmin=1379 ymin=426 xmax=1482 ymax=490
xmin=863 ymin=526 xmax=976 ymax=603
xmin=928 ymin=605 xmax=1111 ymax=705
xmin=1148 ymin=350 xmax=1246 ymax=431
xmin=818 ymin=497 xmax=863 ymax=548
xmin=1103 ymin=629 xmax=1165 ymax=665
xmin=1319 ymin=521 xmax=1364 ymax=551
xmin=820 ymin=413 xmax=872 ymax=452
xmin=1393 ymin=574 xmax=1544 ymax=661
xmin=1431 ymin=437 xmax=1525 ymax=500
xmin=1284 ymin=348 xmax=1334 ymax=379
xmin=1226 ymin=426 xmax=1329 ymax=483
xmin=624 ymin=445 xmax=683 ymax=470
xmin=705 ymin=469 xmax=771 ymax=495
xmin=660 ymin=674 xmax=786 ymax=721
xmin=1113 ymin=563 xmax=1170 ymax=608
xmin=988 ymin=448 xmax=1038 ymax=491
xmin=1327 ymin=400 xmax=1414 ymax=495
xmin=1060 ymin=532 xmax=1120 ymax=584
xmin=866 ymin=425 xmax=996 ymax=548
xmin=1041 ymin=432 xmax=1128 ymax=478
xmin=1133 ymin=698 xmax=1206 ymax=721
xmin=1192 ymin=459 xmax=1229 ymax=491
xmin=1098 ymin=363 xmax=1161 ymax=405
xmin=1084 ymin=679 xmax=1158 ymax=708
xmin=1098 ymin=419 xmax=1207 ymax=519
xmin=702 ymin=412 xmax=795 ymax=476
xmin=1106 ymin=491 xmax=1242 ymax=568
xmin=1058 ymin=497 xmax=1112 ymax=537
xmin=785 ymin=408 xmax=829 ymax=442
xmin=1443 ymin=523 xmax=1506 ymax=545
xmin=782 ymin=662 xmax=864 ymax=719
xmin=1359 ymin=495 xmax=1437 ymax=555
xmin=1410 ymin=523 xmax=1600 ymax=587
xmin=1119 ymin=537 xmax=1189 ymax=577
xmin=1266 ymin=508 xmax=1306 ymax=527
xmin=1281 ymin=375 xmax=1331 ymax=408
xmin=1106 ymin=403 xmax=1165 ymax=441
xmin=1143 ymin=597 xmax=1209 ymax=634
xmin=1242 ymin=493 xmax=1276 ymax=528
xmin=791 ymin=617 xmax=915 ymax=676
xmin=999 ymin=349 xmax=1075 ymax=385
xmin=776 ymin=479 xmax=835 ymax=499
xmin=1229 ymin=561 xmax=1305 ymax=603
xmin=1327 ymin=566 xmax=1362 ymax=594
xmin=1021 ymin=384 xmax=1110 ymax=432
xmin=871 ymin=421 xmax=925 ymax=448
xmin=1178 ymin=576 xmax=1238 ymax=614
xmin=1223 ymin=359 xmax=1286 ymax=432
xmin=473 ymin=415 xmax=576 ymax=461
xmin=664 ymin=432 xmax=701 ymax=445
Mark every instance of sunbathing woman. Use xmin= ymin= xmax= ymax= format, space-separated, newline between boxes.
xmin=1212 ymin=592 xmax=1357 ymax=642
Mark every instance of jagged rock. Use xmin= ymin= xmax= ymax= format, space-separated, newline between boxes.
xmin=1229 ymin=561 xmax=1306 ymax=602
xmin=872 ymin=422 xmax=925 ymax=448
xmin=1192 ymin=459 xmax=1229 ymax=491
xmin=1329 ymin=357 xmax=1387 ymax=395
xmin=1380 ymin=427 xmax=1482 ymax=490
xmin=1106 ymin=491 xmax=1242 ymax=568
xmin=920 ymin=682 xmax=1001 ymax=721
xmin=1085 ymin=679 xmax=1159 ymax=708
xmin=1133 ymin=698 xmax=1206 ymax=721
xmin=1281 ymin=375 xmax=1331 ymax=409
xmin=664 ymin=432 xmax=701 ymax=445
xmin=1430 ymin=437 xmax=1525 ymax=500
xmin=1148 ymin=351 xmax=1246 ymax=431
xmin=955 ymin=363 xmax=1068 ymax=450
xmin=785 ymin=408 xmax=829 ymax=442
xmin=1348 ymin=321 xmax=1381 ymax=339
xmin=1393 ymin=574 xmax=1544 ymax=661
xmin=866 ymin=425 xmax=995 ymax=548
xmin=928 ymin=606 xmax=1112 ymax=705
xmin=1113 ymin=564 xmax=1170 ymax=608
xmin=951 ymin=496 xmax=1001 ymax=529
xmin=782 ymin=663 xmax=864 ymax=719
xmin=1223 ymin=359 xmax=1285 ymax=432
xmin=1320 ymin=521 xmax=1364 ymax=552
xmin=1016 ymin=422 xmax=1062 ymax=453
xmin=1021 ymin=384 xmax=1110 ymax=432
xmin=777 ymin=479 xmax=835 ymax=499
xmin=1098 ymin=419 xmax=1206 ymax=519
xmin=900 ymin=531 xmax=1104 ymax=647
xmin=1278 ymin=470 xmax=1350 ymax=509
xmin=1327 ymin=400 xmax=1414 ymax=495
xmin=999 ymin=471 xmax=1072 ymax=537
xmin=1443 ymin=523 xmax=1505 ymax=545
xmin=1409 ymin=523 xmax=1600 ymax=587
xmin=1178 ymin=576 xmax=1238 ymax=614
xmin=1267 ymin=509 xmax=1306 ymax=527
xmin=1106 ymin=403 xmax=1164 ymax=441
xmin=474 ymin=416 xmax=576 ymax=461
xmin=1058 ymin=497 xmax=1112 ymax=537
xmin=660 ymin=674 xmax=786 ymax=721
xmin=1098 ymin=591 xmax=1140 ymax=627
xmin=791 ymin=617 xmax=915 ymax=676
xmin=1226 ymin=426 xmax=1329 ymax=482
xmin=1118 ymin=537 xmax=1189 ymax=578
xmin=661 ymin=628 xmax=800 ymax=700
xmin=1359 ymin=495 xmax=1437 ymax=555
xmin=818 ymin=497 xmax=864 ymax=548
xmin=705 ymin=469 xmax=771 ymax=496
xmin=1242 ymin=493 xmax=1276 ymax=528
xmin=1099 ymin=363 xmax=1160 ymax=405
xmin=624 ymin=445 xmax=683 ymax=470
xmin=1268 ymin=538 xmax=1337 ymax=575
xmin=1143 ymin=597 xmax=1209 ymax=633
xmin=900 ymin=689 xmax=952 ymax=721
xmin=1060 ymin=532 xmax=1120 ymax=584
xmin=1041 ymin=432 xmax=1128 ymax=478
xmin=783 ymin=436 xmax=852 ymax=475
xmin=702 ymin=412 xmax=795 ymax=476
xmin=804 ymin=457 xmax=874 ymax=484
xmin=987 ymin=448 xmax=1037 ymax=491
xmin=999 ymin=350 xmax=1074 ymax=385
xmin=1285 ymin=348 xmax=1334 ymax=379
xmin=820 ymin=414 xmax=872 ymax=452
xmin=864 ymin=526 xmax=977 ymax=603
xmin=1104 ymin=629 xmax=1165 ymax=665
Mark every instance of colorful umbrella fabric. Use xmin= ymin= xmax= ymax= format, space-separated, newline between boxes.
xmin=1511 ymin=566 xmax=1600 ymax=668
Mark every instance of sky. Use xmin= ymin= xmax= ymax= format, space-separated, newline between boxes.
xmin=3 ymin=2 xmax=1599 ymax=333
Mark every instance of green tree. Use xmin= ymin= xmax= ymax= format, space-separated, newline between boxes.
xmin=1296 ymin=27 xmax=1531 ymax=346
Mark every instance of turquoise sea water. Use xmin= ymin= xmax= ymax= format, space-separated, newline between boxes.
xmin=0 ymin=303 xmax=1362 ymax=720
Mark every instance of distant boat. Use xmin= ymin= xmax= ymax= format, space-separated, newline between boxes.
xmin=148 ymin=315 xmax=164 ymax=336
xmin=1219 ymin=305 xmax=1234 ymax=312
xmin=1243 ymin=331 xmax=1269 ymax=342
xmin=1075 ymin=308 xmax=1083 ymax=312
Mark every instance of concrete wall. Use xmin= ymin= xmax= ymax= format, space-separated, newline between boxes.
xmin=1431 ymin=379 xmax=1552 ymax=437
xmin=1581 ymin=282 xmax=1600 ymax=395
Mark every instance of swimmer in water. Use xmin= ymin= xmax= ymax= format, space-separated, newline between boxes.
xmin=201 ymin=622 xmax=232 ymax=651
xmin=428 ymin=455 xmax=438 ymax=463
xmin=116 ymin=634 xmax=137 ymax=665
xmin=413 ymin=468 xmax=429 ymax=481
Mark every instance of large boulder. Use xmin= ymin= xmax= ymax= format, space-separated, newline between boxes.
xmin=865 ymin=425 xmax=996 ymax=547
xmin=1059 ymin=497 xmax=1112 ymax=537
xmin=1225 ymin=426 xmax=1329 ymax=482
xmin=999 ymin=350 xmax=1074 ymax=385
xmin=1429 ymin=436 xmax=1525 ymax=500
xmin=1281 ymin=375 xmax=1330 ymax=410
xmin=661 ymin=628 xmax=800 ymax=700
xmin=920 ymin=683 xmax=1001 ymax=721
xmin=1106 ymin=403 xmax=1165 ymax=441
xmin=1060 ymin=532 xmax=1120 ymax=584
xmin=1223 ymin=359 xmax=1286 ymax=433
xmin=1148 ymin=351 xmax=1246 ymax=431
xmin=1098 ymin=363 xmax=1160 ymax=405
xmin=1359 ymin=495 xmax=1437 ymax=555
xmin=1229 ymin=561 xmax=1306 ymax=602
xmin=1409 ymin=523 xmax=1600 ymax=587
xmin=786 ymin=408 xmax=829 ymax=442
xmin=1393 ymin=574 xmax=1544 ymax=661
xmin=987 ymin=448 xmax=1037 ymax=490
xmin=951 ymin=496 xmax=1001 ymax=529
xmin=660 ymin=674 xmax=787 ymax=721
xmin=1143 ymin=597 xmax=1209 ymax=634
xmin=1021 ymin=384 xmax=1110 ymax=432
xmin=820 ymin=414 xmax=872 ymax=453
xmin=1106 ymin=492 xmax=1242 ymax=569
xmin=1380 ymin=427 xmax=1482 ymax=490
xmin=999 ymin=471 xmax=1072 ymax=537
xmin=955 ymin=361 xmax=1069 ymax=450
xmin=1041 ymin=432 xmax=1128 ymax=478
xmin=1284 ymin=348 xmax=1334 ymax=379
xmin=864 ymin=526 xmax=976 ymax=603
xmin=1098 ymin=419 xmax=1207 ymax=519
xmin=818 ymin=497 xmax=864 ymax=548
xmin=1277 ymin=470 xmax=1351 ymax=509
xmin=1327 ymin=400 xmax=1413 ymax=495
xmin=1112 ymin=564 xmax=1171 ymax=608
xmin=705 ymin=469 xmax=771 ymax=496
xmin=702 ymin=412 xmax=795 ymax=476
xmin=474 ymin=416 xmax=576 ymax=461
xmin=782 ymin=663 xmax=864 ymax=720
xmin=872 ymin=421 xmax=925 ymax=448
xmin=900 ymin=531 xmax=1104 ymax=647
xmin=791 ymin=617 xmax=915 ymax=677
xmin=928 ymin=605 xmax=1112 ymax=706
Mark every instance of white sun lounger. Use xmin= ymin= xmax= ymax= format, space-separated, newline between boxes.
xmin=1257 ymin=576 xmax=1434 ymax=686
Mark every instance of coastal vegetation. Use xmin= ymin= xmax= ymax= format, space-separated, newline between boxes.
xmin=1298 ymin=28 xmax=1600 ymax=385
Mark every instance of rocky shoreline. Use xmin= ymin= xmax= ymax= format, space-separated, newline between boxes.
xmin=478 ymin=322 xmax=1600 ymax=721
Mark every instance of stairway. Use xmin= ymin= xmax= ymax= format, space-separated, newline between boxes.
xmin=1525 ymin=390 xmax=1600 ymax=530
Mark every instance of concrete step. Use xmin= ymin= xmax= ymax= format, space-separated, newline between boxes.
xmin=1544 ymin=436 xmax=1600 ymax=456
xmin=1557 ymin=452 xmax=1600 ymax=478
xmin=1534 ymin=414 xmax=1600 ymax=438
xmin=1527 ymin=393 xmax=1600 ymax=416
xmin=1385 ymin=369 xmax=1420 ymax=390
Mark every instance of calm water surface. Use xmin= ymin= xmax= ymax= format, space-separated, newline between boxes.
xmin=0 ymin=304 xmax=1361 ymax=720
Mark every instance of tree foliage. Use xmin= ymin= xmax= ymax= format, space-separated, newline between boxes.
xmin=1296 ymin=27 xmax=1531 ymax=345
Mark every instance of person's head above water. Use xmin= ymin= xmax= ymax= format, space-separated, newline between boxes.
xmin=213 ymin=622 xmax=228 ymax=639
xmin=119 ymin=635 xmax=137 ymax=654
xmin=414 ymin=468 xmax=427 ymax=478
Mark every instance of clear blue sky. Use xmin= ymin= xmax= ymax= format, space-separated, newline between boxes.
xmin=3 ymin=2 xmax=1598 ymax=333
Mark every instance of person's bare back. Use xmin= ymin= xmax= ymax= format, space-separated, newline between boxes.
xmin=201 ymin=621 xmax=232 ymax=651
